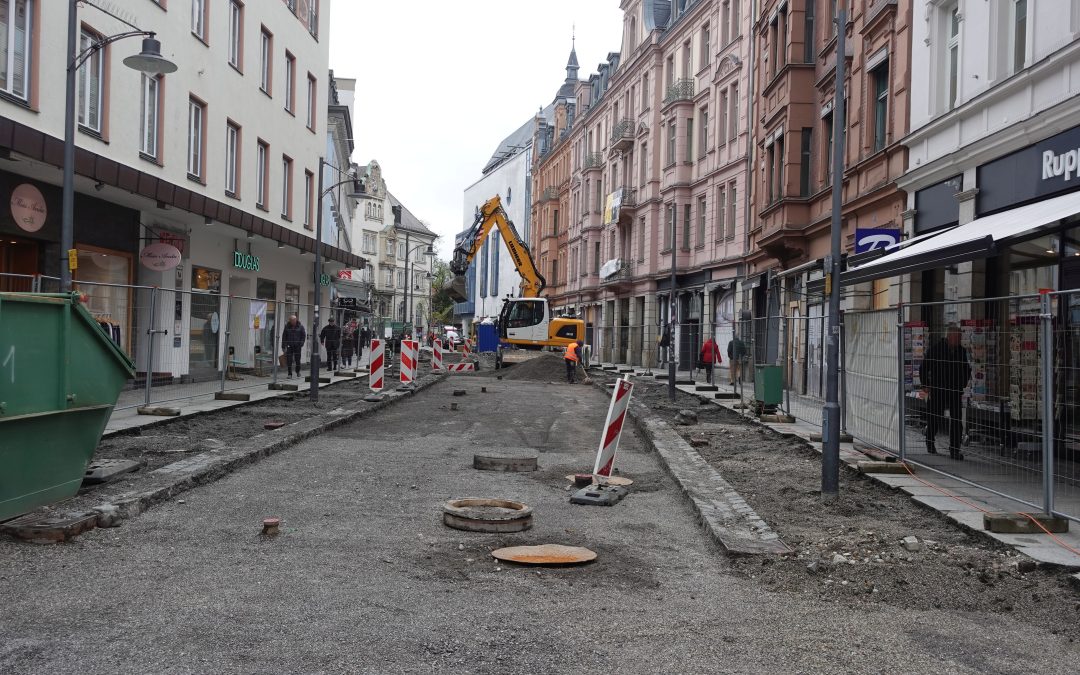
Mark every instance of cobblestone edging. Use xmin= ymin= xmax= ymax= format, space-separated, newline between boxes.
xmin=1 ymin=375 xmax=446 ymax=543
xmin=627 ymin=400 xmax=792 ymax=556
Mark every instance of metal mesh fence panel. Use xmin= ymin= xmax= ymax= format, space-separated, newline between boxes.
xmin=844 ymin=309 xmax=899 ymax=452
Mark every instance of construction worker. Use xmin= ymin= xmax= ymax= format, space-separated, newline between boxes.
xmin=564 ymin=340 xmax=580 ymax=384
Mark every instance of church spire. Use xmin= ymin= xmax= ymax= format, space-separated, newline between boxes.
xmin=565 ymin=28 xmax=579 ymax=81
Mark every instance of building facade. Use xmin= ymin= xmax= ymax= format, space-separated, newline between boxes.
xmin=0 ymin=0 xmax=360 ymax=382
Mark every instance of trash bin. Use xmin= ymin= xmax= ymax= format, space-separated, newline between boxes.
xmin=0 ymin=293 xmax=135 ymax=521
xmin=754 ymin=364 xmax=783 ymax=407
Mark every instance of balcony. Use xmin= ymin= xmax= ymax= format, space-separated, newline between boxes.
xmin=582 ymin=152 xmax=603 ymax=173
xmin=599 ymin=259 xmax=632 ymax=287
xmin=539 ymin=186 xmax=559 ymax=203
xmin=663 ymin=78 xmax=695 ymax=105
xmin=610 ymin=119 xmax=634 ymax=152
xmin=617 ymin=186 xmax=638 ymax=209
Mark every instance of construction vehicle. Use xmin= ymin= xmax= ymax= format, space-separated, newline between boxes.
xmin=447 ymin=196 xmax=585 ymax=349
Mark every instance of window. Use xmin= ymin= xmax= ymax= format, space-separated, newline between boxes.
xmin=396 ymin=270 xmax=405 ymax=289
xmin=700 ymin=23 xmax=711 ymax=67
xmin=304 ymin=170 xmax=313 ymax=228
xmin=362 ymin=232 xmax=377 ymax=254
xmin=682 ymin=41 xmax=692 ymax=78
xmin=280 ymin=156 xmax=293 ymax=219
xmin=490 ymin=237 xmax=499 ymax=295
xmin=549 ymin=260 xmax=557 ymax=288
xmin=872 ymin=61 xmax=888 ymax=152
xmin=716 ymin=187 xmax=726 ymax=241
xmin=686 ymin=118 xmax=694 ymax=163
xmin=383 ymin=270 xmax=393 ymax=288
xmin=721 ymin=0 xmax=731 ymax=45
xmin=729 ymin=83 xmax=739 ymax=140
xmin=228 ymin=1 xmax=243 ymax=69
xmin=225 ymin=122 xmax=240 ymax=196
xmin=593 ymin=241 xmax=600 ymax=273
xmin=681 ymin=204 xmax=691 ymax=250
xmin=778 ymin=6 xmax=788 ymax=71
xmin=77 ymin=29 xmax=104 ymax=134
xmin=256 ymin=140 xmax=268 ymax=209
xmin=385 ymin=239 xmax=395 ymax=257
xmin=718 ymin=90 xmax=728 ymax=146
xmin=799 ymin=127 xmax=813 ymax=196
xmin=727 ymin=183 xmax=736 ymax=240
xmin=307 ymin=0 xmax=319 ymax=38
xmin=731 ymin=0 xmax=741 ymax=39
xmin=946 ymin=3 xmax=960 ymax=111
xmin=766 ymin=142 xmax=776 ymax=203
xmin=696 ymin=196 xmax=706 ymax=246
xmin=260 ymin=28 xmax=272 ymax=94
xmin=1011 ymin=0 xmax=1027 ymax=73
xmin=139 ymin=75 xmax=160 ymax=159
xmin=552 ymin=209 xmax=559 ymax=236
xmin=699 ymin=107 xmax=708 ymax=157
xmin=284 ymin=52 xmax=295 ymax=113
xmin=639 ymin=142 xmax=647 ymax=186
xmin=804 ymin=0 xmax=816 ymax=63
xmin=0 ymin=0 xmax=32 ymax=100
xmin=667 ymin=123 xmax=676 ymax=166
xmin=665 ymin=55 xmax=674 ymax=88
xmin=398 ymin=240 xmax=407 ymax=259
xmin=192 ymin=0 xmax=208 ymax=42
xmin=187 ymin=98 xmax=206 ymax=180
xmin=641 ymin=73 xmax=648 ymax=109
xmin=823 ymin=111 xmax=834 ymax=187
xmin=306 ymin=74 xmax=317 ymax=130
xmin=775 ymin=135 xmax=785 ymax=201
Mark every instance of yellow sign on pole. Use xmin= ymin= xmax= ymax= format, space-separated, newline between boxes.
xmin=67 ymin=249 xmax=78 ymax=271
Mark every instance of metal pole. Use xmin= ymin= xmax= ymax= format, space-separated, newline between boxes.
xmin=61 ymin=0 xmax=78 ymax=292
xmin=143 ymin=288 xmax=158 ymax=408
xmin=219 ymin=296 xmax=232 ymax=393
xmin=668 ymin=212 xmax=677 ymax=402
xmin=403 ymin=231 xmax=411 ymax=324
xmin=897 ymin=304 xmax=907 ymax=462
xmin=822 ymin=8 xmax=847 ymax=498
xmin=310 ymin=157 xmax=325 ymax=402
xmin=1040 ymin=292 xmax=1055 ymax=515
xmin=783 ymin=315 xmax=791 ymax=416
xmin=840 ymin=309 xmax=848 ymax=435
xmin=271 ymin=299 xmax=280 ymax=384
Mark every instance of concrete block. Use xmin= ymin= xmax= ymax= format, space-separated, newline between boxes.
xmin=137 ymin=406 xmax=181 ymax=417
xmin=983 ymin=512 xmax=1069 ymax=534
xmin=268 ymin=383 xmax=299 ymax=391
xmin=759 ymin=414 xmax=795 ymax=423
xmin=83 ymin=458 xmax=141 ymax=484
xmin=695 ymin=384 xmax=719 ymax=392
xmin=857 ymin=461 xmax=912 ymax=475
xmin=214 ymin=392 xmax=251 ymax=402
xmin=304 ymin=376 xmax=332 ymax=384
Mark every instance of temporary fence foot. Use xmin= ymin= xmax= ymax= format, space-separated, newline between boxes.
xmin=137 ymin=406 xmax=181 ymax=417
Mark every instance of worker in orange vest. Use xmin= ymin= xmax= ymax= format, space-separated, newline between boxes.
xmin=564 ymin=340 xmax=580 ymax=384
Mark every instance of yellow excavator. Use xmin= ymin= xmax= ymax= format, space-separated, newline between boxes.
xmin=447 ymin=196 xmax=584 ymax=349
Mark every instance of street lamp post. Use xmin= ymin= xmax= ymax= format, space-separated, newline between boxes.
xmin=62 ymin=0 xmax=177 ymax=292
xmin=403 ymin=239 xmax=435 ymax=333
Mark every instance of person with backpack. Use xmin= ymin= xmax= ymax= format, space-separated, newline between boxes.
xmin=341 ymin=320 xmax=357 ymax=368
xmin=319 ymin=316 xmax=343 ymax=371
xmin=699 ymin=336 xmax=722 ymax=385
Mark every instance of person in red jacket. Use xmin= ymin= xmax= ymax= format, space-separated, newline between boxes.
xmin=699 ymin=337 xmax=722 ymax=385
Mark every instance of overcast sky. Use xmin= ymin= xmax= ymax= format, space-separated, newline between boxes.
xmin=328 ymin=0 xmax=625 ymax=259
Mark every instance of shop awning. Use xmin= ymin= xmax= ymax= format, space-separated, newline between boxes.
xmin=845 ymin=190 xmax=1080 ymax=284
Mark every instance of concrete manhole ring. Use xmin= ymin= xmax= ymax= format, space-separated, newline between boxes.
xmin=473 ymin=452 xmax=539 ymax=472
xmin=442 ymin=498 xmax=533 ymax=533
xmin=491 ymin=544 xmax=597 ymax=566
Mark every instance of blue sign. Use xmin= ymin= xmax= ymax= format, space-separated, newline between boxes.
xmin=854 ymin=228 xmax=901 ymax=254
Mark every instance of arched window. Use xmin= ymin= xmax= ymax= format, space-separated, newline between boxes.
xmin=506 ymin=187 xmax=512 ymax=203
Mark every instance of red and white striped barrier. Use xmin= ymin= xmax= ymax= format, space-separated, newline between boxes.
xmin=462 ymin=338 xmax=472 ymax=356
xmin=445 ymin=362 xmax=475 ymax=373
xmin=399 ymin=339 xmax=417 ymax=384
xmin=368 ymin=339 xmax=385 ymax=392
xmin=432 ymin=339 xmax=443 ymax=371
xmin=593 ymin=377 xmax=634 ymax=477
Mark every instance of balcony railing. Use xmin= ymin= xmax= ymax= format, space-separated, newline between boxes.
xmin=539 ymin=186 xmax=559 ymax=202
xmin=583 ymin=152 xmax=603 ymax=170
xmin=600 ymin=260 xmax=632 ymax=285
xmin=664 ymin=78 xmax=695 ymax=104
xmin=617 ymin=186 xmax=638 ymax=208
xmin=610 ymin=119 xmax=634 ymax=150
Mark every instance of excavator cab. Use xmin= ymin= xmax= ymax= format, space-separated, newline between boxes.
xmin=497 ymin=297 xmax=584 ymax=349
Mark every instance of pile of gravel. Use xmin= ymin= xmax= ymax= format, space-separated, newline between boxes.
xmin=487 ymin=353 xmax=570 ymax=382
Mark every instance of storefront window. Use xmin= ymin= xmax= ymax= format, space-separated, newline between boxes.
xmin=74 ymin=246 xmax=132 ymax=354
xmin=1008 ymin=233 xmax=1059 ymax=296
xmin=190 ymin=266 xmax=222 ymax=377
xmin=257 ymin=278 xmax=277 ymax=356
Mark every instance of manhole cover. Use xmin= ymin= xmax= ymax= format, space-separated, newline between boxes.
xmin=491 ymin=544 xmax=597 ymax=566
xmin=442 ymin=498 xmax=533 ymax=533
xmin=564 ymin=474 xmax=633 ymax=486
xmin=473 ymin=452 xmax=538 ymax=472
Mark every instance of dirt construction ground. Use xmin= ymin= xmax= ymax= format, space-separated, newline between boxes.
xmin=1 ymin=356 xmax=1079 ymax=673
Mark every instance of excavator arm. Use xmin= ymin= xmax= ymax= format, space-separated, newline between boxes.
xmin=446 ymin=196 xmax=545 ymax=303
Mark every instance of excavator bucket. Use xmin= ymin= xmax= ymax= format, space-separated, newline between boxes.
xmin=446 ymin=274 xmax=469 ymax=303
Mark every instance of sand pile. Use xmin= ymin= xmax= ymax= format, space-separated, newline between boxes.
xmin=486 ymin=352 xmax=571 ymax=382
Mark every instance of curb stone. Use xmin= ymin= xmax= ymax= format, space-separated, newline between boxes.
xmin=1 ymin=374 xmax=446 ymax=543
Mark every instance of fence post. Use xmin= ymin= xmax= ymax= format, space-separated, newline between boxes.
xmin=143 ymin=288 xmax=166 ymax=408
xmin=32 ymin=274 xmax=40 ymax=293
xmin=897 ymin=304 xmax=907 ymax=463
xmin=219 ymin=296 xmax=233 ymax=394
xmin=839 ymin=310 xmax=848 ymax=435
xmin=271 ymin=300 xmax=280 ymax=385
xmin=1040 ymin=291 xmax=1055 ymax=516
xmin=782 ymin=315 xmax=791 ymax=416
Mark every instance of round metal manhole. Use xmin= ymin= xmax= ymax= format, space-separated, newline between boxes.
xmin=442 ymin=498 xmax=533 ymax=533
xmin=564 ymin=474 xmax=634 ymax=487
xmin=473 ymin=452 xmax=539 ymax=472
xmin=491 ymin=544 xmax=597 ymax=566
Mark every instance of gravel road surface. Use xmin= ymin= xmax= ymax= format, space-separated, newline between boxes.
xmin=1 ymin=374 xmax=1078 ymax=674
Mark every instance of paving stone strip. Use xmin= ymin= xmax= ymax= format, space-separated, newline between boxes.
xmin=627 ymin=400 xmax=791 ymax=556
xmin=1 ymin=374 xmax=446 ymax=544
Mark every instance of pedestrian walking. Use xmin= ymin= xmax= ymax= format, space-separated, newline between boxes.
xmin=341 ymin=320 xmax=356 ymax=368
xmin=699 ymin=336 xmax=721 ymax=385
xmin=281 ymin=315 xmax=306 ymax=378
xmin=564 ymin=340 xmax=580 ymax=384
xmin=320 ymin=316 xmax=343 ymax=371
xmin=728 ymin=337 xmax=745 ymax=384
xmin=920 ymin=325 xmax=971 ymax=460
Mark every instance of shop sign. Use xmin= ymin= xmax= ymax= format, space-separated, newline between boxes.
xmin=10 ymin=183 xmax=47 ymax=233
xmin=158 ymin=232 xmax=186 ymax=255
xmin=233 ymin=250 xmax=261 ymax=272
xmin=320 ymin=273 xmax=331 ymax=286
xmin=140 ymin=242 xmax=182 ymax=271
xmin=854 ymin=228 xmax=901 ymax=254
xmin=977 ymin=123 xmax=1080 ymax=215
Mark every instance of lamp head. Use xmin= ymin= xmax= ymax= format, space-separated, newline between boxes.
xmin=123 ymin=36 xmax=178 ymax=75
